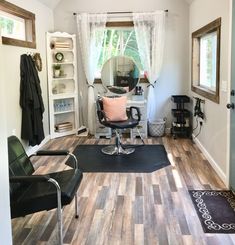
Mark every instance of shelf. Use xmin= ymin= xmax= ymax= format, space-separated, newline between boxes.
xmin=172 ymin=123 xmax=190 ymax=129
xmin=172 ymin=109 xmax=190 ymax=117
xmin=52 ymin=93 xmax=77 ymax=99
xmin=52 ymin=62 xmax=73 ymax=65
xmin=171 ymin=125 xmax=191 ymax=138
xmin=171 ymin=95 xmax=190 ymax=103
xmin=52 ymin=76 xmax=74 ymax=80
xmin=53 ymin=129 xmax=77 ymax=137
xmin=172 ymin=126 xmax=191 ymax=133
xmin=51 ymin=48 xmax=74 ymax=52
xmin=54 ymin=109 xmax=75 ymax=115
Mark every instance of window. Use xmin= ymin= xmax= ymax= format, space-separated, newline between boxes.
xmin=191 ymin=18 xmax=221 ymax=103
xmin=95 ymin=21 xmax=145 ymax=82
xmin=199 ymin=32 xmax=217 ymax=91
xmin=0 ymin=1 xmax=36 ymax=48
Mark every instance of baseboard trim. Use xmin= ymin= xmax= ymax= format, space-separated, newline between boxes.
xmin=26 ymin=135 xmax=51 ymax=156
xmin=193 ymin=135 xmax=227 ymax=185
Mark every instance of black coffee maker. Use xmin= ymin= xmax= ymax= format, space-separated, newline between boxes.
xmin=135 ymin=86 xmax=143 ymax=95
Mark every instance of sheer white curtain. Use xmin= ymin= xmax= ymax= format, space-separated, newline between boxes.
xmin=133 ymin=11 xmax=166 ymax=121
xmin=76 ymin=13 xmax=107 ymax=134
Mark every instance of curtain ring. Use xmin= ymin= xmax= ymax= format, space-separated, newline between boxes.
xmin=88 ymin=84 xmax=94 ymax=88
xmin=147 ymin=83 xmax=155 ymax=88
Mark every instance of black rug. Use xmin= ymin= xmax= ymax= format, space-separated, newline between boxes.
xmin=66 ymin=144 xmax=170 ymax=173
xmin=189 ymin=190 xmax=235 ymax=233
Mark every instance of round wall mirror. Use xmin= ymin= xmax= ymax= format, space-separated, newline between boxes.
xmin=101 ymin=56 xmax=140 ymax=94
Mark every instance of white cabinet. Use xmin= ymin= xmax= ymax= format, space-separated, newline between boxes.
xmin=46 ymin=32 xmax=79 ymax=139
xmin=128 ymin=100 xmax=147 ymax=139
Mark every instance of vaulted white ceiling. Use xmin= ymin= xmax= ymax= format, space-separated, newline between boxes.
xmin=37 ymin=0 xmax=194 ymax=9
xmin=37 ymin=0 xmax=60 ymax=9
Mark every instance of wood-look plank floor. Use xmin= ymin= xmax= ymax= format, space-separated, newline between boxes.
xmin=11 ymin=135 xmax=235 ymax=245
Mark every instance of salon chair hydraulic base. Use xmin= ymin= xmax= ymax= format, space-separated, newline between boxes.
xmin=101 ymin=130 xmax=135 ymax=155
xmin=102 ymin=145 xmax=135 ymax=155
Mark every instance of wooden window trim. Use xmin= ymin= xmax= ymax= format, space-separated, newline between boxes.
xmin=191 ymin=18 xmax=221 ymax=103
xmin=0 ymin=1 xmax=36 ymax=48
xmin=106 ymin=21 xmax=134 ymax=27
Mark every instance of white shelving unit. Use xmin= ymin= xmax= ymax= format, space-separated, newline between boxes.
xmin=46 ymin=32 xmax=79 ymax=139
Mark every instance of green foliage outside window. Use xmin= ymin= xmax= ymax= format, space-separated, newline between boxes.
xmin=0 ymin=17 xmax=14 ymax=34
xmin=97 ymin=28 xmax=143 ymax=75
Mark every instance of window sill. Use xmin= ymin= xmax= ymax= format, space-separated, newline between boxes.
xmin=2 ymin=37 xmax=36 ymax=49
xmin=191 ymin=85 xmax=219 ymax=103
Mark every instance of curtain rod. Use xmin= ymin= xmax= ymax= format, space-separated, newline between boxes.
xmin=73 ymin=10 xmax=168 ymax=16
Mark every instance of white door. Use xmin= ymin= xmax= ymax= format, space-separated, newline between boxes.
xmin=229 ymin=2 xmax=235 ymax=189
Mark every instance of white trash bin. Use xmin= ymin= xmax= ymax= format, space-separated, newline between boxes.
xmin=148 ymin=118 xmax=166 ymax=137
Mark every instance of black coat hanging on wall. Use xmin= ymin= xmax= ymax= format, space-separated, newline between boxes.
xmin=20 ymin=54 xmax=45 ymax=146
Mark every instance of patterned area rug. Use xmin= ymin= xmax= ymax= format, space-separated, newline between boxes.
xmin=189 ymin=190 xmax=235 ymax=233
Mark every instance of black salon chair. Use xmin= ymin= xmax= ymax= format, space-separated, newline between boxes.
xmin=8 ymin=136 xmax=83 ymax=245
xmin=96 ymin=97 xmax=141 ymax=155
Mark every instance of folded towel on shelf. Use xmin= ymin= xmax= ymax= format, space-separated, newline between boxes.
xmin=51 ymin=41 xmax=71 ymax=49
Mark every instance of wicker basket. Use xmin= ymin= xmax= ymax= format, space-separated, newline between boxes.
xmin=148 ymin=118 xmax=166 ymax=137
